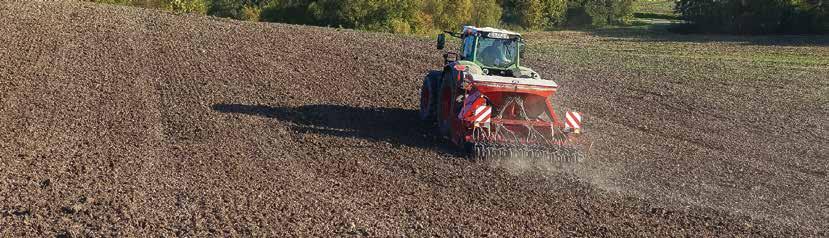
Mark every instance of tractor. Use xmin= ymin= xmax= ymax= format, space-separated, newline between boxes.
xmin=419 ymin=26 xmax=585 ymax=161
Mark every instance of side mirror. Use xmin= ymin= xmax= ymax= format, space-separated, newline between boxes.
xmin=437 ymin=34 xmax=446 ymax=50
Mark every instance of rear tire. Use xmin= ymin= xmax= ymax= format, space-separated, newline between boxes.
xmin=437 ymin=73 xmax=455 ymax=138
xmin=418 ymin=72 xmax=440 ymax=122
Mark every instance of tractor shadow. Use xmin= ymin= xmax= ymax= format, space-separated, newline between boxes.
xmin=211 ymin=103 xmax=455 ymax=154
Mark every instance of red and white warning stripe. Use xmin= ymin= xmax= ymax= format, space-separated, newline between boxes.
xmin=565 ymin=111 xmax=582 ymax=129
xmin=474 ymin=105 xmax=492 ymax=125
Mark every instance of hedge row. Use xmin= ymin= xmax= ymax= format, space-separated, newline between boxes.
xmin=84 ymin=0 xmax=635 ymax=33
xmin=675 ymin=0 xmax=828 ymax=34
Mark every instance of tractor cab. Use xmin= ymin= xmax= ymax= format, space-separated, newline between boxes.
xmin=438 ymin=26 xmax=536 ymax=78
xmin=461 ymin=27 xmax=521 ymax=69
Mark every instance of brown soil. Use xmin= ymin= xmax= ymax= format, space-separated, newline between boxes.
xmin=1 ymin=1 xmax=826 ymax=236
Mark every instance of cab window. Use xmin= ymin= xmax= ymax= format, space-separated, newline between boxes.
xmin=475 ymin=37 xmax=517 ymax=68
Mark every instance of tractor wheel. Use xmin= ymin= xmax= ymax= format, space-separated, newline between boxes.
xmin=436 ymin=73 xmax=455 ymax=138
xmin=418 ymin=72 xmax=439 ymax=122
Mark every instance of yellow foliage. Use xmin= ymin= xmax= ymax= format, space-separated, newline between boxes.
xmin=241 ymin=5 xmax=261 ymax=22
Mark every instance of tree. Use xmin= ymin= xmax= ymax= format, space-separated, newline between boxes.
xmin=260 ymin=0 xmax=315 ymax=24
xmin=471 ymin=0 xmax=503 ymax=27
xmin=422 ymin=0 xmax=472 ymax=30
xmin=240 ymin=4 xmax=262 ymax=21
xmin=583 ymin=0 xmax=634 ymax=26
xmin=163 ymin=0 xmax=208 ymax=14
xmin=541 ymin=0 xmax=568 ymax=27
xmin=566 ymin=0 xmax=634 ymax=27
xmin=208 ymin=0 xmax=245 ymax=19
xmin=675 ymin=0 xmax=827 ymax=34
xmin=384 ymin=0 xmax=421 ymax=33
xmin=518 ymin=0 xmax=546 ymax=29
xmin=501 ymin=0 xmax=566 ymax=29
xmin=443 ymin=0 xmax=474 ymax=28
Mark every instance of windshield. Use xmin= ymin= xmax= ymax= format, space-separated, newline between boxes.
xmin=475 ymin=37 xmax=517 ymax=69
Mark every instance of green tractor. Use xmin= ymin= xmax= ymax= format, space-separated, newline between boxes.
xmin=419 ymin=26 xmax=585 ymax=161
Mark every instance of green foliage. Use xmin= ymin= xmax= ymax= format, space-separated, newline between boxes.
xmin=87 ymin=0 xmax=648 ymax=34
xmin=240 ymin=4 xmax=262 ymax=21
xmin=542 ymin=0 xmax=568 ymax=27
xmin=261 ymin=0 xmax=422 ymax=33
xmin=501 ymin=0 xmax=630 ymax=29
xmin=782 ymin=0 xmax=829 ymax=33
xmin=421 ymin=0 xmax=472 ymax=31
xmin=187 ymin=0 xmax=265 ymax=21
xmin=261 ymin=0 xmax=314 ymax=24
xmin=563 ymin=0 xmax=634 ymax=27
xmin=207 ymin=0 xmax=243 ymax=19
xmin=88 ymin=0 xmax=207 ymax=14
xmin=163 ymin=0 xmax=207 ymax=14
xmin=675 ymin=0 xmax=828 ymax=34
xmin=84 ymin=0 xmax=134 ymax=5
xmin=501 ymin=0 xmax=567 ymax=30
xmin=572 ymin=0 xmax=635 ymax=26
xmin=471 ymin=0 xmax=503 ymax=27
xmin=517 ymin=0 xmax=546 ymax=30
xmin=634 ymin=0 xmax=676 ymax=16
xmin=131 ymin=0 xmax=166 ymax=8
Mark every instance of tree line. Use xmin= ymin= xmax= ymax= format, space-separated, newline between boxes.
xmin=84 ymin=0 xmax=636 ymax=33
xmin=85 ymin=0 xmax=828 ymax=34
xmin=674 ymin=0 xmax=828 ymax=34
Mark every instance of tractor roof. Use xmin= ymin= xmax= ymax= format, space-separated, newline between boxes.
xmin=462 ymin=26 xmax=521 ymax=37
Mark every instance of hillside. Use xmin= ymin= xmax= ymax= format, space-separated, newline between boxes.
xmin=1 ymin=0 xmax=826 ymax=236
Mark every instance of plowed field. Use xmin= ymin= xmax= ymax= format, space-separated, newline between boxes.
xmin=1 ymin=1 xmax=826 ymax=236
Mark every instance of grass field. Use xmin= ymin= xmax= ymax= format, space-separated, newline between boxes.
xmin=527 ymin=27 xmax=829 ymax=79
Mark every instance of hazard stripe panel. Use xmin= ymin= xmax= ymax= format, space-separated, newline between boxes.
xmin=474 ymin=106 xmax=492 ymax=124
xmin=565 ymin=111 xmax=582 ymax=129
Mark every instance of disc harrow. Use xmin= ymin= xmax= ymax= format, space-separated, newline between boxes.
xmin=470 ymin=142 xmax=585 ymax=162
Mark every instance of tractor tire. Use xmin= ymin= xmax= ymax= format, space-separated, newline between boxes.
xmin=436 ymin=72 xmax=455 ymax=138
xmin=418 ymin=71 xmax=440 ymax=122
